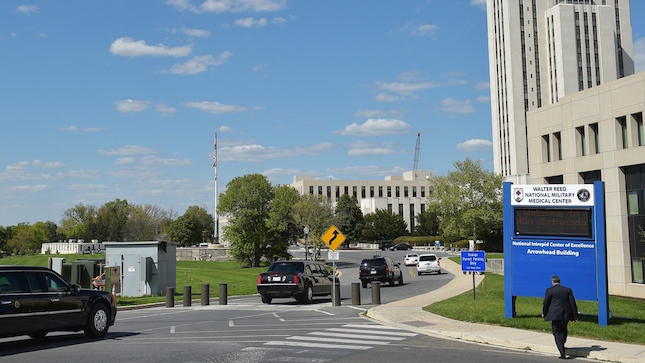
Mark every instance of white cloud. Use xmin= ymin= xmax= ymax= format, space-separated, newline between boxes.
xmin=110 ymin=37 xmax=192 ymax=58
xmin=165 ymin=52 xmax=232 ymax=75
xmin=635 ymin=37 xmax=645 ymax=73
xmin=140 ymin=156 xmax=192 ymax=166
xmin=353 ymin=109 xmax=404 ymax=118
xmin=477 ymin=95 xmax=490 ymax=103
xmin=41 ymin=162 xmax=65 ymax=168
xmin=179 ymin=27 xmax=211 ymax=38
xmin=272 ymin=17 xmax=286 ymax=24
xmin=327 ymin=165 xmax=406 ymax=177
xmin=155 ymin=103 xmax=177 ymax=116
xmin=252 ymin=64 xmax=268 ymax=72
xmin=183 ymin=101 xmax=248 ymax=114
xmin=105 ymin=168 xmax=163 ymax=180
xmin=377 ymin=80 xmax=442 ymax=97
xmin=16 ymin=5 xmax=39 ymax=15
xmin=97 ymin=145 xmax=160 ymax=156
xmin=114 ymin=157 xmax=135 ymax=165
xmin=334 ymin=118 xmax=411 ymax=137
xmin=12 ymin=185 xmax=51 ymax=193
xmin=218 ymin=125 xmax=234 ymax=133
xmin=471 ymin=0 xmax=486 ymax=8
xmin=375 ymin=93 xmax=399 ymax=102
xmin=84 ymin=127 xmax=108 ymax=133
xmin=439 ymin=98 xmax=476 ymax=114
xmin=198 ymin=0 xmax=287 ymax=13
xmin=114 ymin=99 xmax=150 ymax=113
xmin=61 ymin=126 xmax=78 ymax=131
xmin=219 ymin=142 xmax=333 ymax=162
xmin=234 ymin=17 xmax=268 ymax=27
xmin=262 ymin=168 xmax=313 ymax=181
xmin=348 ymin=148 xmax=394 ymax=157
xmin=474 ymin=81 xmax=490 ymax=90
xmin=456 ymin=139 xmax=493 ymax=152
xmin=413 ymin=24 xmax=438 ymax=37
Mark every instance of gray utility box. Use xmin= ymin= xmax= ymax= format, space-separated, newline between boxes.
xmin=104 ymin=241 xmax=177 ymax=297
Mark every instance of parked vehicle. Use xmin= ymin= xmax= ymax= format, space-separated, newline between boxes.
xmin=378 ymin=241 xmax=396 ymax=251
xmin=359 ymin=256 xmax=403 ymax=288
xmin=404 ymin=253 xmax=419 ymax=266
xmin=417 ymin=254 xmax=442 ymax=275
xmin=0 ymin=266 xmax=117 ymax=340
xmin=257 ymin=260 xmax=337 ymax=304
xmin=389 ymin=243 xmax=413 ymax=251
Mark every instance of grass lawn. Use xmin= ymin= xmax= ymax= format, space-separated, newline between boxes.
xmin=1 ymin=254 xmax=265 ymax=306
xmin=426 ymin=260 xmax=645 ymax=345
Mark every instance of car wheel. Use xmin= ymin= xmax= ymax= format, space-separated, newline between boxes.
xmin=28 ymin=332 xmax=47 ymax=340
xmin=299 ymin=284 xmax=313 ymax=303
xmin=84 ymin=303 xmax=110 ymax=338
xmin=437 ymin=270 xmax=442 ymax=274
xmin=361 ymin=280 xmax=367 ymax=288
xmin=398 ymin=274 xmax=403 ymax=285
xmin=261 ymin=295 xmax=272 ymax=304
xmin=389 ymin=278 xmax=395 ymax=286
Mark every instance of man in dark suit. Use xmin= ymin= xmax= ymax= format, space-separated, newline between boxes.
xmin=542 ymin=275 xmax=579 ymax=359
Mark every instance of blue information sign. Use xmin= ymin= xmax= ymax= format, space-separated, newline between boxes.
xmin=461 ymin=251 xmax=486 ymax=272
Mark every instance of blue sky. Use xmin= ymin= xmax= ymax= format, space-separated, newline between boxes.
xmin=2 ymin=0 xmax=645 ymax=226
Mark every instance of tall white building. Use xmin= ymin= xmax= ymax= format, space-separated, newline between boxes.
xmin=486 ymin=0 xmax=634 ymax=182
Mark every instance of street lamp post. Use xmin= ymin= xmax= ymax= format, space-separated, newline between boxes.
xmin=304 ymin=226 xmax=309 ymax=261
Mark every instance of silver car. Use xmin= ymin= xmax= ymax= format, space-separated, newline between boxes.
xmin=417 ymin=254 xmax=442 ymax=275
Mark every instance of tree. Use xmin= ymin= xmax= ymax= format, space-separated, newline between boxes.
xmin=125 ymin=204 xmax=175 ymax=241
xmin=218 ymin=174 xmax=274 ymax=267
xmin=0 ymin=226 xmax=9 ymax=252
xmin=427 ymin=157 xmax=503 ymax=250
xmin=167 ymin=206 xmax=213 ymax=246
xmin=265 ymin=185 xmax=301 ymax=261
xmin=334 ymin=194 xmax=364 ymax=244
xmin=362 ymin=209 xmax=408 ymax=241
xmin=60 ymin=203 xmax=97 ymax=241
xmin=293 ymin=194 xmax=335 ymax=251
xmin=95 ymin=199 xmax=133 ymax=241
xmin=413 ymin=208 xmax=440 ymax=236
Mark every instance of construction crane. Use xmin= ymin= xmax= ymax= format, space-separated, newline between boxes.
xmin=412 ymin=132 xmax=420 ymax=173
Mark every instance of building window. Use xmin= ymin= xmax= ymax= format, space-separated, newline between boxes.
xmin=420 ymin=204 xmax=425 ymax=214
xmin=395 ymin=186 xmax=400 ymax=198
xmin=633 ymin=112 xmax=644 ymax=147
xmin=344 ymin=186 xmax=349 ymax=195
xmin=387 ymin=204 xmax=392 ymax=213
xmin=545 ymin=175 xmax=563 ymax=184
xmin=309 ymin=186 xmax=314 ymax=195
xmin=421 ymin=186 xmax=425 ymax=198
xmin=624 ymin=164 xmax=645 ymax=284
xmin=398 ymin=204 xmax=404 ymax=218
xmin=618 ymin=116 xmax=628 ymax=149
xmin=387 ymin=186 xmax=391 ymax=198
xmin=589 ymin=123 xmax=600 ymax=154
xmin=370 ymin=186 xmax=374 ymax=198
xmin=361 ymin=186 xmax=366 ymax=199
xmin=542 ymin=134 xmax=551 ymax=162
xmin=404 ymin=186 xmax=409 ymax=198
xmin=318 ymin=186 xmax=323 ymax=195
xmin=413 ymin=186 xmax=417 ymax=198
xmin=327 ymin=186 xmax=331 ymax=199
xmin=335 ymin=186 xmax=340 ymax=199
xmin=580 ymin=170 xmax=601 ymax=184
xmin=353 ymin=186 xmax=357 ymax=198
xmin=576 ymin=126 xmax=587 ymax=156
xmin=378 ymin=186 xmax=383 ymax=197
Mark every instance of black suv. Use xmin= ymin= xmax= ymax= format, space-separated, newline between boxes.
xmin=0 ymin=266 xmax=116 ymax=340
xmin=359 ymin=256 xmax=403 ymax=288
xmin=257 ymin=260 xmax=338 ymax=304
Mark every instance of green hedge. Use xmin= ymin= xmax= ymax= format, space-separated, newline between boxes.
xmin=394 ymin=236 xmax=445 ymax=246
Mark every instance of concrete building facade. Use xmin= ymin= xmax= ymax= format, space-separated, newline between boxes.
xmin=290 ymin=171 xmax=433 ymax=233
xmin=526 ymin=72 xmax=645 ymax=298
xmin=486 ymin=0 xmax=633 ymax=182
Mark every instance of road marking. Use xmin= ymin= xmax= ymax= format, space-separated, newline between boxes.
xmin=287 ymin=335 xmax=391 ymax=346
xmin=307 ymin=331 xmax=407 ymax=341
xmin=345 ymin=306 xmax=366 ymax=311
xmin=341 ymin=324 xmax=404 ymax=330
xmin=170 ymin=326 xmax=175 ymax=334
xmin=313 ymin=309 xmax=334 ymax=316
xmin=264 ymin=341 xmax=371 ymax=350
xmin=273 ymin=312 xmax=286 ymax=322
xmin=408 ymin=266 xmax=416 ymax=278
xmin=229 ymin=320 xmax=235 ymax=327
xmin=324 ymin=327 xmax=418 ymax=337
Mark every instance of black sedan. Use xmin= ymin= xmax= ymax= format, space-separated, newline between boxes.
xmin=257 ymin=260 xmax=338 ymax=304
xmin=0 ymin=266 xmax=116 ymax=340
xmin=389 ymin=243 xmax=413 ymax=251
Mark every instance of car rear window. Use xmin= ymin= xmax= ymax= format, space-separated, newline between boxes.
xmin=361 ymin=258 xmax=385 ymax=268
xmin=268 ymin=262 xmax=304 ymax=273
xmin=419 ymin=255 xmax=437 ymax=261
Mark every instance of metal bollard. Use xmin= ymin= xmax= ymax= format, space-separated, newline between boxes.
xmin=333 ymin=283 xmax=341 ymax=306
xmin=183 ymin=286 xmax=192 ymax=307
xmin=201 ymin=284 xmax=210 ymax=306
xmin=351 ymin=282 xmax=361 ymax=305
xmin=166 ymin=287 xmax=175 ymax=308
xmin=219 ymin=283 xmax=228 ymax=305
xmin=371 ymin=282 xmax=381 ymax=305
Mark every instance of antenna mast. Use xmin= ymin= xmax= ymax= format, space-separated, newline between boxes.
xmin=413 ymin=132 xmax=420 ymax=172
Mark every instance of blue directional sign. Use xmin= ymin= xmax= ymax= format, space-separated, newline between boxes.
xmin=461 ymin=251 xmax=486 ymax=272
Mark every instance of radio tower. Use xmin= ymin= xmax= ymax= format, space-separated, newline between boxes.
xmin=413 ymin=132 xmax=420 ymax=179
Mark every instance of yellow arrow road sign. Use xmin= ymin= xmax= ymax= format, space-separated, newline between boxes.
xmin=321 ymin=225 xmax=346 ymax=251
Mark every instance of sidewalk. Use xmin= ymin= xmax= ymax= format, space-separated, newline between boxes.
xmin=366 ymin=259 xmax=645 ymax=363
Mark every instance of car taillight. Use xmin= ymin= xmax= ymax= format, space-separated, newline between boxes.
xmin=257 ymin=275 xmax=262 ymax=284
xmin=386 ymin=265 xmax=390 ymax=275
xmin=417 ymin=262 xmax=420 ymax=268
xmin=437 ymin=260 xmax=440 ymax=266
xmin=293 ymin=275 xmax=298 ymax=284
xmin=359 ymin=269 xmax=362 ymax=277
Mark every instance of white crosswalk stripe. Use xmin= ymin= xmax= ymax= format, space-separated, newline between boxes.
xmin=263 ymin=324 xmax=417 ymax=351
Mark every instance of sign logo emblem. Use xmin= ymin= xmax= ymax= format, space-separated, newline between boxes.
xmin=513 ymin=188 xmax=524 ymax=202
xmin=577 ymin=188 xmax=591 ymax=202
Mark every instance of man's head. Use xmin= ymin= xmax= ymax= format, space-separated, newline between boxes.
xmin=551 ymin=275 xmax=561 ymax=285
